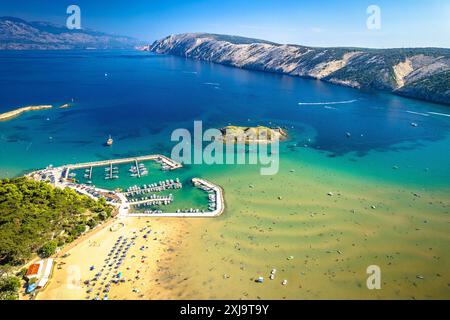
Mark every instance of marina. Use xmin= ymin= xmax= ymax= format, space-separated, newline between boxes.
xmin=28 ymin=155 xmax=224 ymax=218
xmin=127 ymin=178 xmax=224 ymax=217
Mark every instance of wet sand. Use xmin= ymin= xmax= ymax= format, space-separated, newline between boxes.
xmin=36 ymin=157 xmax=449 ymax=300
xmin=141 ymin=158 xmax=450 ymax=300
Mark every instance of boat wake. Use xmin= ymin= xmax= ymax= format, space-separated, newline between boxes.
xmin=428 ymin=112 xmax=450 ymax=117
xmin=406 ymin=110 xmax=429 ymax=116
xmin=298 ymin=99 xmax=357 ymax=106
xmin=203 ymin=82 xmax=220 ymax=86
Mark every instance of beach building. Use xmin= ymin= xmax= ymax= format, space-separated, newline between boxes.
xmin=25 ymin=258 xmax=54 ymax=289
xmin=37 ymin=258 xmax=54 ymax=288
xmin=25 ymin=261 xmax=43 ymax=280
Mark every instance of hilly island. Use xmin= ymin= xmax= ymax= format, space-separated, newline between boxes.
xmin=147 ymin=33 xmax=450 ymax=105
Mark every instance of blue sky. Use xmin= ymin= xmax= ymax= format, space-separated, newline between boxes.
xmin=1 ymin=0 xmax=449 ymax=48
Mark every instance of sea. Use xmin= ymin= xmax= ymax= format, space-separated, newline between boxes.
xmin=0 ymin=50 xmax=449 ymax=299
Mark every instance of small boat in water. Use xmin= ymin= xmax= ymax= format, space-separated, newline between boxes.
xmin=106 ymin=135 xmax=113 ymax=146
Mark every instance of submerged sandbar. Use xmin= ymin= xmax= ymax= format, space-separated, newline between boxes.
xmin=0 ymin=105 xmax=53 ymax=121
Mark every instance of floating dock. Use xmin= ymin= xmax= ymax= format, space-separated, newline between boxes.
xmin=128 ymin=195 xmax=173 ymax=206
xmin=134 ymin=159 xmax=141 ymax=178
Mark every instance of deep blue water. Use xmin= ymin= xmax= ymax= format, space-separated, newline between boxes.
xmin=0 ymin=50 xmax=449 ymax=187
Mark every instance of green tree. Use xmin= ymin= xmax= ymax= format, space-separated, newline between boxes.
xmin=39 ymin=241 xmax=58 ymax=258
xmin=0 ymin=276 xmax=20 ymax=300
xmin=0 ymin=177 xmax=113 ymax=267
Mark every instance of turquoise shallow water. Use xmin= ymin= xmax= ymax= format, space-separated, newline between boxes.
xmin=0 ymin=50 xmax=449 ymax=189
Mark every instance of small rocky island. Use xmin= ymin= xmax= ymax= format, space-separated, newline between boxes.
xmin=219 ymin=125 xmax=287 ymax=143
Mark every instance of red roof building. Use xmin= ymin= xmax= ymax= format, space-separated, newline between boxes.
xmin=25 ymin=261 xmax=43 ymax=279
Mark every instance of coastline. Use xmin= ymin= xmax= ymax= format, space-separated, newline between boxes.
xmin=149 ymin=34 xmax=450 ymax=106
xmin=19 ymin=217 xmax=117 ymax=300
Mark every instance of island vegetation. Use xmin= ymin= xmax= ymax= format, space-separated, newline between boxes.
xmin=219 ymin=125 xmax=287 ymax=143
xmin=0 ymin=177 xmax=113 ymax=299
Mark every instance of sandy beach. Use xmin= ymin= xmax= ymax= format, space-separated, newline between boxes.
xmin=35 ymin=216 xmax=191 ymax=300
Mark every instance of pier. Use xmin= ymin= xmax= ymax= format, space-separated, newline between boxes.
xmin=65 ymin=154 xmax=181 ymax=171
xmin=128 ymin=195 xmax=173 ymax=206
xmin=109 ymin=163 xmax=113 ymax=179
xmin=134 ymin=159 xmax=141 ymax=178
xmin=124 ymin=180 xmax=182 ymax=196
xmin=88 ymin=166 xmax=93 ymax=180
xmin=64 ymin=154 xmax=182 ymax=178
xmin=191 ymin=178 xmax=225 ymax=216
